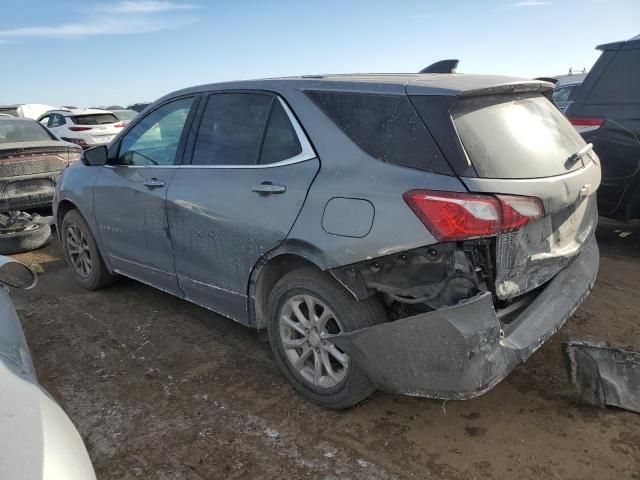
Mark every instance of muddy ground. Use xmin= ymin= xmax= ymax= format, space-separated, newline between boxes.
xmin=11 ymin=219 xmax=640 ymax=480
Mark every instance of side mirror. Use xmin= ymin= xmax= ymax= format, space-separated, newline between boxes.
xmin=82 ymin=145 xmax=108 ymax=166
xmin=0 ymin=257 xmax=37 ymax=289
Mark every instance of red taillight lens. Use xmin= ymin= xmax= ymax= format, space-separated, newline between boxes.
xmin=68 ymin=126 xmax=92 ymax=131
xmin=114 ymin=122 xmax=126 ymax=128
xmin=497 ymin=194 xmax=544 ymax=232
xmin=403 ymin=190 xmax=544 ymax=241
xmin=568 ymin=116 xmax=605 ymax=134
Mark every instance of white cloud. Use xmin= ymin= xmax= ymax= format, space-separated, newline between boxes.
xmin=107 ymin=1 xmax=197 ymax=14
xmin=0 ymin=1 xmax=199 ymax=39
xmin=510 ymin=1 xmax=550 ymax=6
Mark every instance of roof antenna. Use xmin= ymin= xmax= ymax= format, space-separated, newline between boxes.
xmin=419 ymin=59 xmax=459 ymax=74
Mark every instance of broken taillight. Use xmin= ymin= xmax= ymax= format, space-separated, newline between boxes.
xmin=403 ymin=190 xmax=544 ymax=241
xmin=568 ymin=116 xmax=605 ymax=134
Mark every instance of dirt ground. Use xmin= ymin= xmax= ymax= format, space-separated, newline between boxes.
xmin=11 ymin=219 xmax=640 ymax=480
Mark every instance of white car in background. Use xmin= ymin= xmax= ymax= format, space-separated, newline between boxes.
xmin=37 ymin=109 xmax=124 ymax=149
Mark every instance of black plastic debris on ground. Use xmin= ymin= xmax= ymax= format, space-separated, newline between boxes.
xmin=563 ymin=340 xmax=640 ymax=413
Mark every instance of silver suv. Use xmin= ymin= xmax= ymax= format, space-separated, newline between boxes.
xmin=54 ymin=74 xmax=601 ymax=408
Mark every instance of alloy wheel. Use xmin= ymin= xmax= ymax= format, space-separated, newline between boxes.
xmin=66 ymin=224 xmax=92 ymax=278
xmin=279 ymin=294 xmax=349 ymax=389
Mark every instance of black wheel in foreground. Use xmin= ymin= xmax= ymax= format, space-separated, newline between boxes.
xmin=267 ymin=267 xmax=386 ymax=409
xmin=0 ymin=221 xmax=51 ymax=255
xmin=61 ymin=209 xmax=116 ymax=290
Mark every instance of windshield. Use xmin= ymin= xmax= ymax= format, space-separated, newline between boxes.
xmin=0 ymin=119 xmax=54 ymax=144
xmin=71 ymin=113 xmax=119 ymax=125
xmin=451 ymin=93 xmax=586 ymax=179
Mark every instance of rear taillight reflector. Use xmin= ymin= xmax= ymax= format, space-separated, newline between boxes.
xmin=114 ymin=122 xmax=126 ymax=128
xmin=568 ymin=116 xmax=605 ymax=134
xmin=403 ymin=190 xmax=544 ymax=241
xmin=68 ymin=126 xmax=93 ymax=131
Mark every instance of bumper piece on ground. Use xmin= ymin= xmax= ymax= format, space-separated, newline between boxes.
xmin=563 ymin=340 xmax=640 ymax=413
xmin=331 ymin=236 xmax=599 ymax=399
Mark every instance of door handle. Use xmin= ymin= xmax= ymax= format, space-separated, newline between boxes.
xmin=143 ymin=178 xmax=165 ymax=189
xmin=252 ymin=182 xmax=286 ymax=195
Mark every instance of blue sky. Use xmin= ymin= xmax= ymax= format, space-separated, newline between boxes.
xmin=1 ymin=0 xmax=638 ymax=107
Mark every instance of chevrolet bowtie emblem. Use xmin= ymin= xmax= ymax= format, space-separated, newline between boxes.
xmin=579 ymin=184 xmax=592 ymax=198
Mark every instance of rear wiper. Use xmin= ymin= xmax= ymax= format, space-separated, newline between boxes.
xmin=565 ymin=143 xmax=593 ymax=168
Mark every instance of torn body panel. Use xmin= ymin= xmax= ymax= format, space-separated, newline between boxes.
xmin=563 ymin=340 xmax=640 ymax=413
xmin=330 ymin=234 xmax=598 ymax=399
xmin=494 ymin=195 xmax=598 ymax=300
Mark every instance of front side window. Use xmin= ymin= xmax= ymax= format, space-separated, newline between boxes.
xmin=192 ymin=93 xmax=273 ymax=166
xmin=116 ymin=97 xmax=194 ymax=166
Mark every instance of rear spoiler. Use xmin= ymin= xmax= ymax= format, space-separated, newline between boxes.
xmin=458 ymin=81 xmax=554 ymax=98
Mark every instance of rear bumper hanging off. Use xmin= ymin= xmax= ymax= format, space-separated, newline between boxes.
xmin=331 ymin=235 xmax=599 ymax=400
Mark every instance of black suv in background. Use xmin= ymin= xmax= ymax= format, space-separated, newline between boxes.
xmin=565 ymin=34 xmax=640 ymax=220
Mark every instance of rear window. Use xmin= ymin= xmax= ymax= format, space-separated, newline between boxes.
xmin=451 ymin=93 xmax=586 ymax=179
xmin=588 ymin=49 xmax=640 ymax=101
xmin=71 ymin=114 xmax=118 ymax=125
xmin=305 ymin=91 xmax=452 ymax=174
xmin=0 ymin=119 xmax=54 ymax=143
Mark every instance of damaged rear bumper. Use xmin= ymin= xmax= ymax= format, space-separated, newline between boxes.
xmin=332 ymin=235 xmax=599 ymax=400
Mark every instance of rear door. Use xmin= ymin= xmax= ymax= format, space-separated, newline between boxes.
xmin=93 ymin=96 xmax=197 ymax=294
xmin=166 ymin=92 xmax=319 ymax=323
xmin=410 ymin=90 xmax=601 ymax=301
xmin=565 ymin=46 xmax=640 ymax=214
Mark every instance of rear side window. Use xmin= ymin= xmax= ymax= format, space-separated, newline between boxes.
xmin=451 ymin=93 xmax=585 ymax=179
xmin=192 ymin=93 xmax=272 ymax=166
xmin=305 ymin=91 xmax=451 ymax=174
xmin=71 ymin=114 xmax=118 ymax=125
xmin=260 ymin=101 xmax=302 ymax=164
xmin=588 ymin=49 xmax=640 ymax=101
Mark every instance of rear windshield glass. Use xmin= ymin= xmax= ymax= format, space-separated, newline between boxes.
xmin=71 ymin=114 xmax=118 ymax=125
xmin=306 ymin=91 xmax=452 ymax=174
xmin=0 ymin=119 xmax=54 ymax=143
xmin=451 ymin=93 xmax=586 ymax=179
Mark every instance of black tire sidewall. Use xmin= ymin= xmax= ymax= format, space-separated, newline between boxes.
xmin=0 ymin=222 xmax=52 ymax=255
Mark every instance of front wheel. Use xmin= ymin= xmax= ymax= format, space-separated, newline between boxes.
xmin=61 ymin=209 xmax=116 ymax=290
xmin=267 ymin=267 xmax=386 ymax=409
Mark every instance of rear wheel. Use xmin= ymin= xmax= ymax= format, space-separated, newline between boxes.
xmin=267 ymin=267 xmax=386 ymax=409
xmin=61 ymin=209 xmax=116 ymax=290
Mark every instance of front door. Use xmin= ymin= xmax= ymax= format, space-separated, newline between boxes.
xmin=93 ymin=96 xmax=196 ymax=294
xmin=166 ymin=92 xmax=319 ymax=323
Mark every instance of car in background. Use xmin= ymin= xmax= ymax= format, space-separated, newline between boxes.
xmin=565 ymin=34 xmax=640 ymax=221
xmin=38 ymin=109 xmax=125 ymax=149
xmin=0 ymin=117 xmax=81 ymax=212
xmin=56 ymin=73 xmax=599 ymax=408
xmin=127 ymin=102 xmax=151 ymax=113
xmin=0 ymin=256 xmax=96 ymax=479
xmin=553 ymin=82 xmax=582 ymax=112
xmin=110 ymin=109 xmax=138 ymax=126
xmin=0 ymin=104 xmax=69 ymax=120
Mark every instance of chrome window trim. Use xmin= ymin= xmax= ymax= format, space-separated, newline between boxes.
xmin=105 ymin=96 xmax=316 ymax=170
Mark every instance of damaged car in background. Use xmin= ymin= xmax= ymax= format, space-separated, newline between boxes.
xmin=54 ymin=73 xmax=600 ymax=408
xmin=0 ymin=117 xmax=81 ymax=254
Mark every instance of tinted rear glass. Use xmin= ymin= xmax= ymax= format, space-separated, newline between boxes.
xmin=260 ymin=101 xmax=302 ymax=164
xmin=451 ymin=93 xmax=586 ymax=179
xmin=192 ymin=93 xmax=273 ymax=166
xmin=588 ymin=49 xmax=640 ymax=101
xmin=0 ymin=119 xmax=54 ymax=143
xmin=71 ymin=114 xmax=118 ymax=125
xmin=306 ymin=91 xmax=452 ymax=174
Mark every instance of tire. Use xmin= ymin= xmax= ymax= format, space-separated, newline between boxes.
xmin=0 ymin=221 xmax=51 ymax=254
xmin=267 ymin=267 xmax=386 ymax=409
xmin=61 ymin=209 xmax=116 ymax=290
